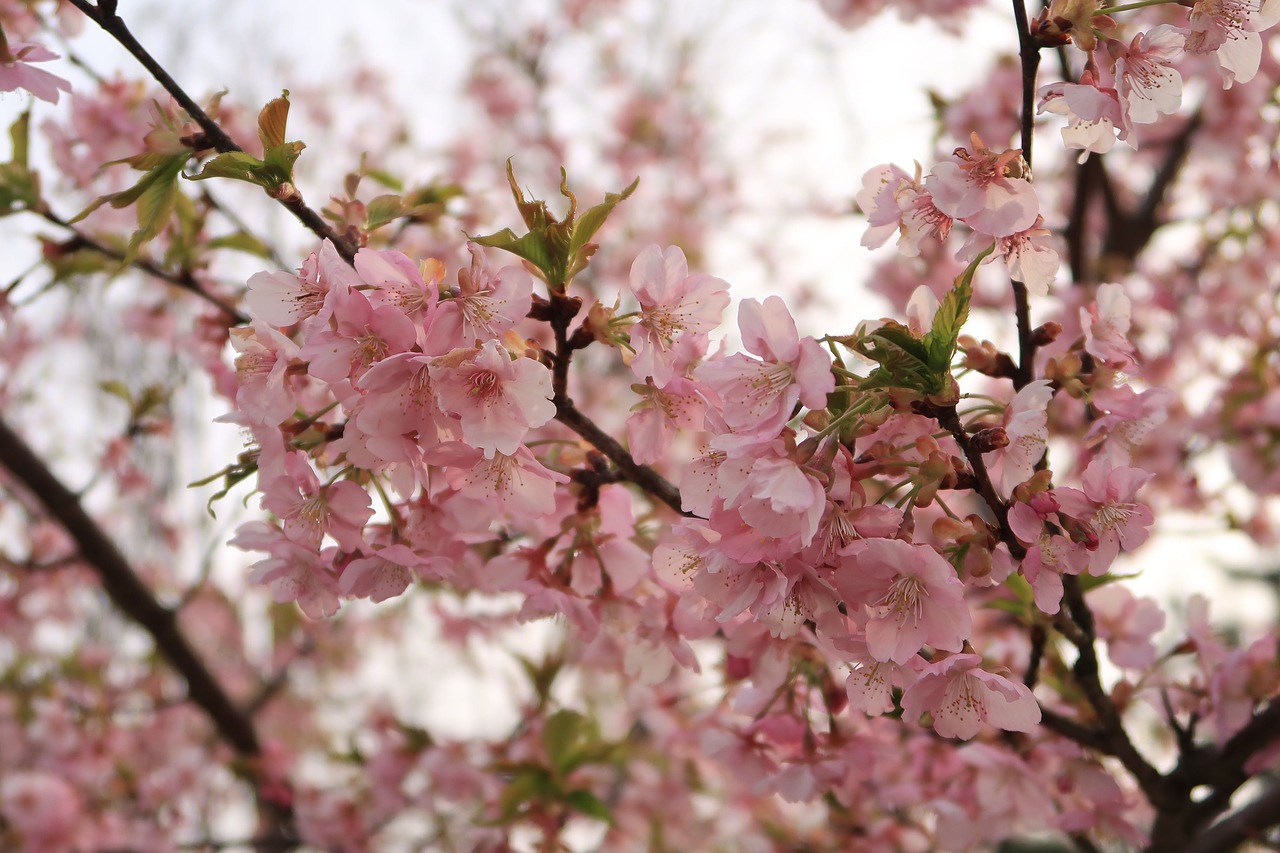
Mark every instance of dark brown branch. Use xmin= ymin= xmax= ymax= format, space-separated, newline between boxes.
xmin=1102 ymin=110 xmax=1203 ymax=265
xmin=553 ymin=397 xmax=687 ymax=517
xmin=931 ymin=404 xmax=1020 ymax=554
xmin=0 ymin=417 xmax=293 ymax=839
xmin=1060 ymin=575 xmax=1167 ymax=805
xmin=39 ymin=210 xmax=248 ymax=323
xmin=1009 ymin=2 xmax=1041 ymax=387
xmin=1039 ymin=706 xmax=1110 ymax=752
xmin=1183 ymin=778 xmax=1280 ymax=853
xmin=65 ymin=0 xmax=359 ymax=265
xmin=1011 ymin=0 xmax=1040 ymax=169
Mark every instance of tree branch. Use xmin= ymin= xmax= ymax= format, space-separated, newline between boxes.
xmin=38 ymin=209 xmax=248 ymax=323
xmin=65 ymin=0 xmax=360 ymax=265
xmin=0 ymin=416 xmax=294 ymax=840
xmin=553 ymin=397 xmax=687 ymax=517
xmin=1060 ymin=575 xmax=1168 ymax=806
xmin=1183 ymin=777 xmax=1280 ymax=853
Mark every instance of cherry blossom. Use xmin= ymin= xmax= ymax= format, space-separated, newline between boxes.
xmin=900 ymin=654 xmax=1041 ymax=739
xmin=1054 ymin=459 xmax=1154 ymax=575
xmin=1081 ymin=282 xmax=1135 ymax=369
xmin=301 ymin=287 xmax=418 ymax=383
xmin=834 ymin=538 xmax=971 ymax=664
xmin=626 ymin=244 xmax=729 ymax=386
xmin=988 ymin=379 xmax=1054 ymax=497
xmin=1037 ymin=69 xmax=1128 ymax=161
xmin=1182 ymin=0 xmax=1280 ymax=87
xmin=1112 ymin=25 xmax=1185 ymax=125
xmin=246 ymin=240 xmax=358 ymax=327
xmin=695 ymin=295 xmax=833 ymax=437
xmin=0 ymin=40 xmax=71 ymax=104
xmin=430 ymin=339 xmax=555 ymax=457
xmin=422 ymin=246 xmax=533 ymax=353
xmin=925 ymin=132 xmax=1039 ymax=237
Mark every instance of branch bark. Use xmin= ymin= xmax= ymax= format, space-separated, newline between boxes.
xmin=0 ymin=417 xmax=294 ymax=843
xmin=66 ymin=0 xmax=360 ymax=265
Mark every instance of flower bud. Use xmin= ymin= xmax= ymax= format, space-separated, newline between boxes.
xmin=970 ymin=426 xmax=1010 ymax=454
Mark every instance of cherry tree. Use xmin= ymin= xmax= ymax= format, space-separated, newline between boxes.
xmin=2 ymin=1 xmax=1280 ymax=851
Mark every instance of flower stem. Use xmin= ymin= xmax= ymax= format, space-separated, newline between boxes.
xmin=1098 ymin=0 xmax=1178 ymax=16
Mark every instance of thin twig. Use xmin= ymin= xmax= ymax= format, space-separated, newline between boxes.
xmin=65 ymin=0 xmax=359 ymax=264
xmin=38 ymin=209 xmax=248 ymax=322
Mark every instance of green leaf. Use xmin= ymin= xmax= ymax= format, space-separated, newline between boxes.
xmin=985 ymin=597 xmax=1028 ymax=617
xmin=564 ymin=789 xmax=612 ymax=823
xmin=257 ymin=91 xmax=290 ymax=152
xmin=363 ymin=166 xmax=404 ymax=191
xmin=568 ymin=175 xmax=638 ymax=264
xmin=98 ymin=380 xmax=133 ymax=406
xmin=853 ymin=321 xmax=938 ymax=394
xmin=496 ymin=766 xmax=554 ymax=822
xmin=471 ymin=227 xmax=554 ymax=276
xmin=365 ymin=193 xmax=405 ymax=230
xmin=72 ymin=153 xmax=187 ymax=227
xmin=1002 ymin=572 xmax=1034 ymax=606
xmin=0 ymin=161 xmax=40 ymax=216
xmin=190 ymin=457 xmax=259 ymax=518
xmin=923 ymin=275 xmax=971 ymax=373
xmin=125 ymin=157 xmax=186 ymax=263
xmin=1078 ymin=571 xmax=1138 ymax=593
xmin=262 ymin=141 xmax=304 ymax=184
xmin=9 ymin=109 xmax=29 ymax=169
xmin=207 ymin=230 xmax=273 ymax=258
xmin=541 ymin=709 xmax=587 ymax=776
xmin=186 ymin=151 xmax=268 ymax=184
xmin=474 ymin=162 xmax=636 ymax=289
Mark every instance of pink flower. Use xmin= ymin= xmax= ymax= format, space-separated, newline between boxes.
xmin=716 ymin=441 xmax=828 ymax=548
xmin=857 ymin=163 xmax=954 ymax=257
xmin=301 ymin=288 xmax=418 ymax=384
xmin=836 ymin=636 xmax=923 ymax=716
xmin=1082 ymin=282 xmax=1135 ymax=369
xmin=1019 ymin=531 xmax=1091 ymax=614
xmin=1054 ymin=459 xmax=1154 ymax=575
xmin=1182 ymin=0 xmax=1280 ymax=88
xmin=1037 ymin=70 xmax=1128 ymax=162
xmin=356 ymin=248 xmax=440 ymax=324
xmin=626 ymin=244 xmax=729 ymax=386
xmin=0 ymin=771 xmax=83 ymax=852
xmin=228 ymin=322 xmax=300 ymax=426
xmin=260 ymin=452 xmax=373 ymax=552
xmin=834 ymin=538 xmax=971 ymax=664
xmin=339 ymin=544 xmax=424 ymax=603
xmin=988 ymin=380 xmax=1054 ymax=497
xmin=625 ymin=376 xmax=707 ymax=464
xmin=1087 ymin=384 xmax=1174 ymax=466
xmin=1090 ymin=585 xmax=1165 ymax=669
xmin=431 ymin=340 xmax=555 ymax=458
xmin=695 ymin=296 xmax=833 ymax=438
xmin=957 ymin=216 xmax=1059 ymax=297
xmin=352 ymin=351 xmax=447 ymax=447
xmin=232 ymin=521 xmax=342 ymax=619
xmin=428 ymin=441 xmax=570 ymax=518
xmin=856 ymin=163 xmax=913 ymax=249
xmin=246 ymin=240 xmax=358 ymax=327
xmin=1112 ymin=25 xmax=1185 ymax=124
xmin=0 ymin=41 xmax=71 ymax=104
xmin=900 ymin=653 xmax=1041 ymax=739
xmin=925 ymin=133 xmax=1038 ymax=237
xmin=422 ymin=246 xmax=533 ymax=353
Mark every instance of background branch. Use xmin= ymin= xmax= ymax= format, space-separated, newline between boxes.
xmin=0 ymin=417 xmax=295 ymax=842
xmin=66 ymin=0 xmax=360 ymax=264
